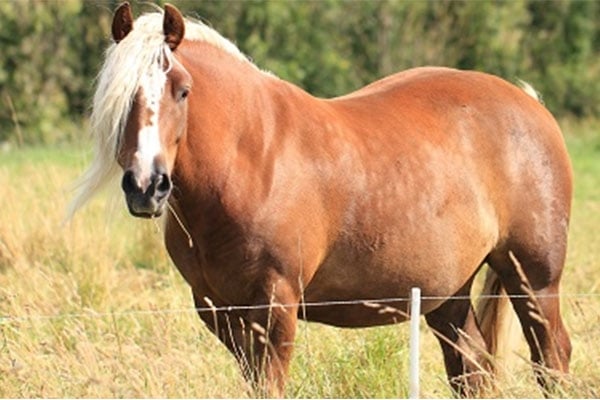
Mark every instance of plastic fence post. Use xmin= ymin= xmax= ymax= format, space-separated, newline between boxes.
xmin=409 ymin=287 xmax=421 ymax=399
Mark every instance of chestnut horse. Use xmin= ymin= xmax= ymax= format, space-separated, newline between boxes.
xmin=70 ymin=3 xmax=572 ymax=397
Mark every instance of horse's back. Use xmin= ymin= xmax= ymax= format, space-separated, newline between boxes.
xmin=328 ymin=67 xmax=571 ymax=224
xmin=328 ymin=67 xmax=571 ymax=212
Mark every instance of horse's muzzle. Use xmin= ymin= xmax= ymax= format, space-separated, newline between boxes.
xmin=121 ymin=168 xmax=172 ymax=218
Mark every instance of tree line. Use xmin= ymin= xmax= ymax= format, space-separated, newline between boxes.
xmin=1 ymin=0 xmax=599 ymax=145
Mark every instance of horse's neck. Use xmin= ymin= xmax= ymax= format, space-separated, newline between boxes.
xmin=173 ymin=42 xmax=321 ymax=214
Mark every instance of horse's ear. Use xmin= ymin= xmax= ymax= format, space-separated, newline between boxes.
xmin=163 ymin=4 xmax=185 ymax=51
xmin=112 ymin=2 xmax=134 ymax=44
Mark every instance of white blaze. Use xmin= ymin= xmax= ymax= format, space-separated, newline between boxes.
xmin=134 ymin=66 xmax=167 ymax=189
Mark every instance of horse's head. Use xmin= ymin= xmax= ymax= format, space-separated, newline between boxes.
xmin=68 ymin=2 xmax=251 ymax=221
xmin=112 ymin=3 xmax=191 ymax=218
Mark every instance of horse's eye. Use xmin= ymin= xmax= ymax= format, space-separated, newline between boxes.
xmin=179 ymin=87 xmax=190 ymax=101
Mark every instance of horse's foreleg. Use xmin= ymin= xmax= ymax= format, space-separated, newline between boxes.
xmin=425 ymin=279 xmax=492 ymax=397
xmin=242 ymin=280 xmax=299 ymax=398
xmin=193 ymin=278 xmax=299 ymax=397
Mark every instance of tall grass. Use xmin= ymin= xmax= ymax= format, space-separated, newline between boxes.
xmin=0 ymin=122 xmax=599 ymax=397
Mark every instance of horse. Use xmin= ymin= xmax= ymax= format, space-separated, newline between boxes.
xmin=69 ymin=2 xmax=572 ymax=397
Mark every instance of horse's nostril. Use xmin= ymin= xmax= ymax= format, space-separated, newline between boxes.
xmin=156 ymin=173 xmax=172 ymax=194
xmin=121 ymin=170 xmax=139 ymax=193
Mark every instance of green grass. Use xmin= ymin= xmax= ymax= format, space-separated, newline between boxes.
xmin=0 ymin=121 xmax=599 ymax=398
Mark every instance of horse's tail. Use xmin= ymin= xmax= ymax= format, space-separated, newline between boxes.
xmin=517 ymin=79 xmax=543 ymax=104
xmin=475 ymin=268 xmax=520 ymax=372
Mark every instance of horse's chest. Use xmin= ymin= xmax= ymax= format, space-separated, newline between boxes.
xmin=165 ymin=209 xmax=259 ymax=290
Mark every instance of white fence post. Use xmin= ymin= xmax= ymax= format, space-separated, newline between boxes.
xmin=409 ymin=287 xmax=421 ymax=399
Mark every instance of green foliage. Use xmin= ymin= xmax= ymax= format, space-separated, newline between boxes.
xmin=1 ymin=0 xmax=599 ymax=145
xmin=522 ymin=0 xmax=600 ymax=116
xmin=0 ymin=0 xmax=113 ymax=145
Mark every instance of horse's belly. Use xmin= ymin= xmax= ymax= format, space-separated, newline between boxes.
xmin=301 ymin=224 xmax=494 ymax=327
xmin=301 ymin=256 xmax=449 ymax=326
xmin=300 ymin=154 xmax=501 ymax=326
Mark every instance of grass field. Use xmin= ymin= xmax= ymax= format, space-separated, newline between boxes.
xmin=0 ymin=120 xmax=599 ymax=398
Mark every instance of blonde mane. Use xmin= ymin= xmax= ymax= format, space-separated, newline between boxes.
xmin=68 ymin=11 xmax=251 ymax=219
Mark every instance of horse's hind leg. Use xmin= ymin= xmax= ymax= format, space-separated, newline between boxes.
xmin=425 ymin=277 xmax=492 ymax=397
xmin=487 ymin=248 xmax=571 ymax=394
